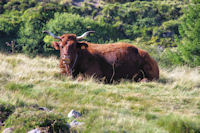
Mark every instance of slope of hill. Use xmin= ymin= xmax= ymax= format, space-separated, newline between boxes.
xmin=0 ymin=53 xmax=199 ymax=132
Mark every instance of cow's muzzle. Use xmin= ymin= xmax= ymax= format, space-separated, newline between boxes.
xmin=62 ymin=55 xmax=71 ymax=64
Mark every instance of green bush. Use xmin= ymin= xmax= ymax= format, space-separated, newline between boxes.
xmin=16 ymin=9 xmax=46 ymax=56
xmin=0 ymin=1 xmax=65 ymax=55
xmin=16 ymin=3 xmax=64 ymax=56
xmin=0 ymin=11 xmax=21 ymax=52
xmin=164 ymin=0 xmax=200 ymax=66
xmin=44 ymin=12 xmax=124 ymax=46
xmin=96 ymin=1 xmax=183 ymax=40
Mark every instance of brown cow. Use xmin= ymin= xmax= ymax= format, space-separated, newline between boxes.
xmin=44 ymin=31 xmax=159 ymax=83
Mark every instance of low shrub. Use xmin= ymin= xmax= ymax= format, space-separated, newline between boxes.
xmin=4 ymin=107 xmax=70 ymax=133
xmin=0 ymin=102 xmax=15 ymax=123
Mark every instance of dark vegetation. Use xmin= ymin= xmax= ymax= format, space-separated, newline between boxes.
xmin=0 ymin=102 xmax=15 ymax=123
xmin=0 ymin=102 xmax=70 ymax=132
xmin=1 ymin=0 xmax=199 ymax=67
xmin=5 ymin=107 xmax=70 ymax=133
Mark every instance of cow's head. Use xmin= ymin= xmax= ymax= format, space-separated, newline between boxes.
xmin=44 ymin=31 xmax=94 ymax=66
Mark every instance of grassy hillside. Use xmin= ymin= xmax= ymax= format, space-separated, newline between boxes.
xmin=0 ymin=1 xmax=200 ymax=132
xmin=0 ymin=53 xmax=200 ymax=132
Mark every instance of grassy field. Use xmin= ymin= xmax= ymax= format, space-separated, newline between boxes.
xmin=0 ymin=53 xmax=200 ymax=133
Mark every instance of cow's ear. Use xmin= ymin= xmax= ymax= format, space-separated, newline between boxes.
xmin=52 ymin=41 xmax=59 ymax=50
xmin=77 ymin=42 xmax=88 ymax=50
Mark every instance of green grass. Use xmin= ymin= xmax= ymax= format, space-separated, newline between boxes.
xmin=0 ymin=53 xmax=200 ymax=132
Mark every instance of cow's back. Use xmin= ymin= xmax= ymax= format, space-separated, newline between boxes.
xmin=85 ymin=42 xmax=144 ymax=80
xmin=86 ymin=42 xmax=141 ymax=63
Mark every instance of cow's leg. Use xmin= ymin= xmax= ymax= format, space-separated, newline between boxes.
xmin=76 ymin=75 xmax=84 ymax=82
xmin=140 ymin=78 xmax=148 ymax=82
xmin=84 ymin=65 xmax=104 ymax=80
xmin=59 ymin=59 xmax=73 ymax=77
xmin=59 ymin=59 xmax=67 ymax=74
xmin=133 ymin=70 xmax=145 ymax=82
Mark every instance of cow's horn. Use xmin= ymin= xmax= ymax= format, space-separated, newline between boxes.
xmin=77 ymin=31 xmax=95 ymax=40
xmin=43 ymin=31 xmax=60 ymax=39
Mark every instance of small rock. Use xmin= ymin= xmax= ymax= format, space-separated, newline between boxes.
xmin=70 ymin=120 xmax=84 ymax=128
xmin=66 ymin=123 xmax=71 ymax=128
xmin=38 ymin=107 xmax=49 ymax=111
xmin=2 ymin=127 xmax=14 ymax=133
xmin=0 ymin=121 xmax=4 ymax=126
xmin=68 ymin=110 xmax=81 ymax=118
xmin=27 ymin=128 xmax=41 ymax=133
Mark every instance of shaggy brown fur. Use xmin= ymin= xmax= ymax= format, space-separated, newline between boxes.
xmin=52 ymin=34 xmax=159 ymax=82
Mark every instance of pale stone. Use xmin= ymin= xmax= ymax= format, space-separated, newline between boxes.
xmin=68 ymin=110 xmax=81 ymax=118
xmin=27 ymin=128 xmax=41 ymax=133
xmin=2 ymin=127 xmax=14 ymax=133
